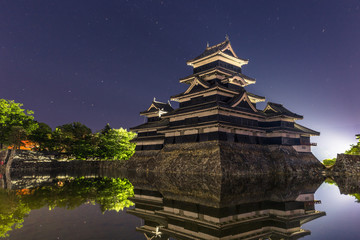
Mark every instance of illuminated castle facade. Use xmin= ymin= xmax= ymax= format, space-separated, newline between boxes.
xmin=131 ymin=38 xmax=319 ymax=152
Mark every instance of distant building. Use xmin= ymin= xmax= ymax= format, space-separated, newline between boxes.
xmin=131 ymin=38 xmax=319 ymax=152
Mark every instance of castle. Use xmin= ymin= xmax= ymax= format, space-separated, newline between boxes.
xmin=131 ymin=37 xmax=319 ymax=153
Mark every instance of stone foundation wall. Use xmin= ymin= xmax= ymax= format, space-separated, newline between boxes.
xmin=4 ymin=142 xmax=326 ymax=176
xmin=7 ymin=150 xmax=126 ymax=172
xmin=126 ymin=141 xmax=324 ymax=175
xmin=332 ymin=154 xmax=360 ymax=175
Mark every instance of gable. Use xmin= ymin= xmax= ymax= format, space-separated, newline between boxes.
xmin=184 ymin=77 xmax=210 ymax=94
xmin=230 ymin=93 xmax=257 ymax=112
xmin=263 ymin=104 xmax=278 ymax=113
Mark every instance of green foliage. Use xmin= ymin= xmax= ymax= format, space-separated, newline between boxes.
xmin=345 ymin=136 xmax=360 ymax=155
xmin=55 ymin=122 xmax=92 ymax=153
xmin=56 ymin=122 xmax=98 ymax=159
xmin=95 ymin=127 xmax=136 ymax=160
xmin=28 ymin=122 xmax=53 ymax=151
xmin=0 ymin=190 xmax=31 ymax=238
xmin=0 ymin=177 xmax=134 ymax=237
xmin=324 ymin=178 xmax=336 ymax=185
xmin=28 ymin=121 xmax=136 ymax=161
xmin=21 ymin=177 xmax=134 ymax=212
xmin=0 ymin=99 xmax=38 ymax=148
xmin=57 ymin=122 xmax=92 ymax=140
xmin=350 ymin=193 xmax=360 ymax=203
xmin=7 ymin=126 xmax=27 ymax=150
xmin=323 ymin=158 xmax=336 ymax=167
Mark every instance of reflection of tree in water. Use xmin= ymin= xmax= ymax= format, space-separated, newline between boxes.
xmin=351 ymin=193 xmax=360 ymax=203
xmin=0 ymin=177 xmax=134 ymax=237
xmin=325 ymin=177 xmax=360 ymax=203
xmin=0 ymin=190 xmax=31 ymax=238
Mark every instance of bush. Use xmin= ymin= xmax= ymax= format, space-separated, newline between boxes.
xmin=323 ymin=158 xmax=336 ymax=167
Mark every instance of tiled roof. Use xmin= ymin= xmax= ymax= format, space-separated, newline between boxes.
xmin=190 ymin=40 xmax=230 ymax=61
xmin=187 ymin=40 xmax=247 ymax=63
xmin=140 ymin=100 xmax=174 ymax=114
xmin=294 ymin=123 xmax=320 ymax=136
xmin=163 ymin=100 xmax=264 ymax=118
xmin=264 ymin=102 xmax=303 ymax=119
xmin=180 ymin=66 xmax=255 ymax=83
xmin=153 ymin=101 xmax=174 ymax=112
xmin=247 ymin=92 xmax=265 ymax=100
xmin=180 ymin=66 xmax=235 ymax=81
xmin=171 ymin=81 xmax=238 ymax=99
xmin=130 ymin=118 xmax=169 ymax=130
xmin=227 ymin=90 xmax=246 ymax=105
xmin=162 ymin=101 xmax=219 ymax=117
xmin=219 ymin=101 xmax=265 ymax=116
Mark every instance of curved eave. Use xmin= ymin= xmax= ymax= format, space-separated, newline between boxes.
xmin=180 ymin=72 xmax=256 ymax=87
xmin=265 ymin=114 xmax=303 ymax=121
xmin=140 ymin=109 xmax=158 ymax=115
xmin=187 ymin=51 xmax=249 ymax=68
xmin=222 ymin=74 xmax=256 ymax=87
xmin=247 ymin=92 xmax=266 ymax=103
xmin=130 ymin=121 xmax=169 ymax=131
xmin=244 ymin=79 xmax=256 ymax=85
xmin=294 ymin=123 xmax=320 ymax=136
xmin=248 ymin=95 xmax=266 ymax=103
xmin=180 ymin=66 xmax=245 ymax=84
xmin=170 ymin=85 xmax=239 ymax=102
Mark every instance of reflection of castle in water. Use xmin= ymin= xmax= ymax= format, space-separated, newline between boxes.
xmin=127 ymin=174 xmax=325 ymax=240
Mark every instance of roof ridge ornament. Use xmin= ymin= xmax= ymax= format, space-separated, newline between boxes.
xmin=206 ymin=41 xmax=209 ymax=48
xmin=225 ymin=34 xmax=229 ymax=41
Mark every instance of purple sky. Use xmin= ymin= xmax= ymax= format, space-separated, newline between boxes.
xmin=0 ymin=0 xmax=359 ymax=160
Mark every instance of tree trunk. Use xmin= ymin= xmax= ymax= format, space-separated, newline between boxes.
xmin=5 ymin=149 xmax=15 ymax=189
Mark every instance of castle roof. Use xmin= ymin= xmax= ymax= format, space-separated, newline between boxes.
xmin=170 ymin=81 xmax=239 ymax=100
xmin=162 ymin=100 xmax=264 ymax=119
xmin=140 ymin=100 xmax=174 ymax=115
xmin=187 ymin=39 xmax=249 ymax=67
xmin=294 ymin=123 xmax=320 ymax=136
xmin=130 ymin=118 xmax=169 ymax=131
xmin=131 ymin=39 xmax=319 ymax=151
xmin=180 ymin=66 xmax=256 ymax=86
xmin=247 ymin=92 xmax=266 ymax=103
xmin=263 ymin=102 xmax=303 ymax=119
xmin=187 ymin=39 xmax=248 ymax=63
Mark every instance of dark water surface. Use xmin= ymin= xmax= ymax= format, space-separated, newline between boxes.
xmin=1 ymin=171 xmax=360 ymax=240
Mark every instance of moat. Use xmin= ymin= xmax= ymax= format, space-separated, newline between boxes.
xmin=1 ymin=170 xmax=360 ymax=239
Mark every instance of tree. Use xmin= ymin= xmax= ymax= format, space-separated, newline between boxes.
xmin=0 ymin=99 xmax=38 ymax=149
xmin=28 ymin=122 xmax=53 ymax=151
xmin=323 ymin=158 xmax=336 ymax=167
xmin=54 ymin=122 xmax=93 ymax=155
xmin=7 ymin=126 xmax=27 ymax=150
xmin=0 ymin=177 xmax=134 ymax=237
xmin=101 ymin=123 xmax=111 ymax=135
xmin=345 ymin=135 xmax=360 ymax=155
xmin=96 ymin=127 xmax=136 ymax=160
xmin=57 ymin=122 xmax=92 ymax=141
xmin=0 ymin=189 xmax=31 ymax=237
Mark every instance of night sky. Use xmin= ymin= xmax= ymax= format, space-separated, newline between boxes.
xmin=0 ymin=0 xmax=359 ymax=160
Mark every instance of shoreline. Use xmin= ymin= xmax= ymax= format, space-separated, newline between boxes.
xmin=3 ymin=144 xmax=360 ymax=177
